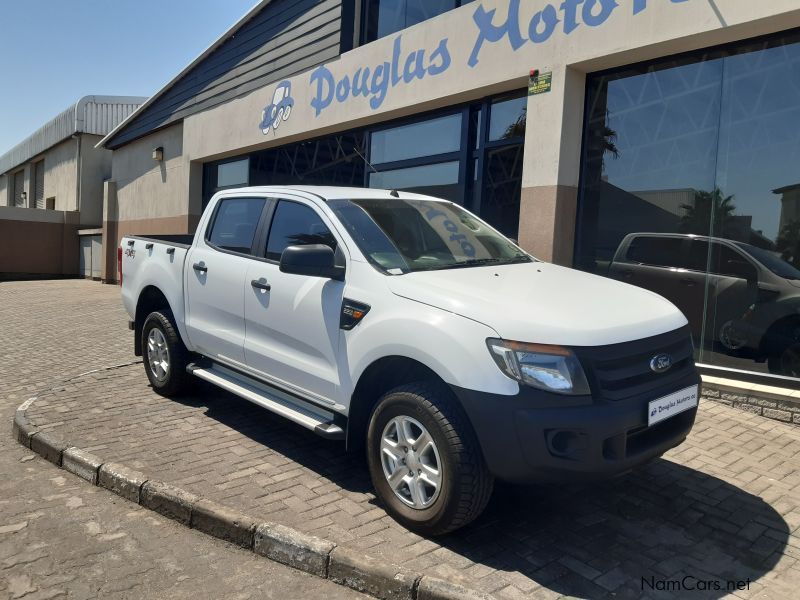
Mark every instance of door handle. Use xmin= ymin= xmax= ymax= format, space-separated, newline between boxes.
xmin=193 ymin=262 xmax=208 ymax=273
xmin=251 ymin=279 xmax=271 ymax=291
xmin=679 ymin=278 xmax=696 ymax=287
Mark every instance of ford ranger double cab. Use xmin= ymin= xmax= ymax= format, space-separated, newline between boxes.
xmin=120 ymin=186 xmax=700 ymax=534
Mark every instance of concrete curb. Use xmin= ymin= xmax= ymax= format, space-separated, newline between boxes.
xmin=12 ymin=393 xmax=497 ymax=600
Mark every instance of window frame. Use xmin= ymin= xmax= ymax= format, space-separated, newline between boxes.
xmin=202 ymin=89 xmax=527 ymax=243
xmin=623 ymin=235 xmax=690 ymax=270
xmin=705 ymin=241 xmax=758 ymax=280
xmin=359 ymin=0 xmax=472 ymax=45
xmin=262 ymin=197 xmax=346 ymax=266
xmin=203 ymin=195 xmax=273 ymax=260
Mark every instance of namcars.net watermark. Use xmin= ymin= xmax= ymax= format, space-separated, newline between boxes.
xmin=643 ymin=575 xmax=751 ymax=593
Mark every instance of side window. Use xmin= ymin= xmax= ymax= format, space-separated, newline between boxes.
xmin=625 ymin=237 xmax=685 ymax=268
xmin=266 ymin=201 xmax=337 ymax=262
xmin=709 ymin=244 xmax=756 ymax=279
xmin=685 ymin=240 xmax=711 ymax=272
xmin=207 ymin=197 xmax=266 ymax=255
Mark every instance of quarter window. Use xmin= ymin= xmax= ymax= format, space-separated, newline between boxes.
xmin=266 ymin=201 xmax=337 ymax=261
xmin=207 ymin=197 xmax=266 ymax=255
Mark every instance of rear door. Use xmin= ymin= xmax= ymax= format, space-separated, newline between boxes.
xmin=185 ymin=196 xmax=270 ymax=365
xmin=243 ymin=197 xmax=346 ymax=405
xmin=701 ymin=241 xmax=758 ymax=341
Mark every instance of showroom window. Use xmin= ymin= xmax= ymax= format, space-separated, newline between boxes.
xmin=367 ymin=112 xmax=464 ymax=203
xmin=203 ymin=91 xmax=526 ymax=238
xmin=575 ymin=31 xmax=800 ymax=380
xmin=216 ymin=158 xmax=249 ymax=188
xmin=361 ymin=0 xmax=473 ymax=44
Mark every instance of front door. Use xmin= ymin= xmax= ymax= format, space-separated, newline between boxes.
xmin=244 ymin=198 xmax=346 ymax=405
xmin=185 ymin=196 xmax=269 ymax=365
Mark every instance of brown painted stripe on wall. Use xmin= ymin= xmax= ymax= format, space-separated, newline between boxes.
xmin=0 ymin=219 xmax=80 ymax=276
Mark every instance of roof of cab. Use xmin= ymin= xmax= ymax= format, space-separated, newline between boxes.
xmin=213 ymin=186 xmax=449 ymax=202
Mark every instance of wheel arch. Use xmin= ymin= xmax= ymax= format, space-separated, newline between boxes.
xmin=759 ymin=313 xmax=800 ymax=358
xmin=346 ymin=355 xmax=452 ymax=452
xmin=134 ymin=285 xmax=174 ymax=356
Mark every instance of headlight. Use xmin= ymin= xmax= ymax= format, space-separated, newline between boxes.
xmin=486 ymin=338 xmax=591 ymax=395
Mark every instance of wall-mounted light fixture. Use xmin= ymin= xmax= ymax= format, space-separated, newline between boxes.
xmin=152 ymin=146 xmax=164 ymax=161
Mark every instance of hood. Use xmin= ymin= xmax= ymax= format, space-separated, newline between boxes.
xmin=388 ymin=262 xmax=688 ymax=346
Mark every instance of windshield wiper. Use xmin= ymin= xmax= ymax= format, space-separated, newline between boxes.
xmin=413 ymin=256 xmax=530 ymax=271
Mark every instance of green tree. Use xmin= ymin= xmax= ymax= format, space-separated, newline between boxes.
xmin=776 ymin=219 xmax=800 ymax=267
xmin=601 ymin=123 xmax=619 ymax=163
xmin=679 ymin=188 xmax=736 ymax=236
xmin=501 ymin=109 xmax=526 ymax=140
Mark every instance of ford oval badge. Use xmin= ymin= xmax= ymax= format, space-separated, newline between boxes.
xmin=650 ymin=353 xmax=673 ymax=373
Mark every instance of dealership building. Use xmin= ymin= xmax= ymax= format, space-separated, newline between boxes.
xmin=0 ymin=96 xmax=144 ymax=278
xmin=99 ymin=0 xmax=800 ymax=403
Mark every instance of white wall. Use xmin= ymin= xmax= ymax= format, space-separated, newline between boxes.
xmin=111 ymin=122 xmax=188 ymax=222
xmin=42 ymin=137 xmax=78 ymax=211
xmin=78 ymin=133 xmax=112 ymax=225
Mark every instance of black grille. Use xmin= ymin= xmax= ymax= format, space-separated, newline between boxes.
xmin=575 ymin=326 xmax=695 ymax=401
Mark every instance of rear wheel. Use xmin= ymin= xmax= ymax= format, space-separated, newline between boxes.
xmin=366 ymin=382 xmax=493 ymax=535
xmin=767 ymin=321 xmax=800 ymax=377
xmin=142 ymin=310 xmax=190 ymax=396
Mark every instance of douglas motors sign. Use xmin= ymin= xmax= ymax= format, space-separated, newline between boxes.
xmin=261 ymin=0 xmax=690 ymax=132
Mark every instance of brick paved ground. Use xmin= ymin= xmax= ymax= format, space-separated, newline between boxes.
xmin=0 ymin=280 xmax=366 ymax=600
xmin=9 ymin=281 xmax=800 ymax=599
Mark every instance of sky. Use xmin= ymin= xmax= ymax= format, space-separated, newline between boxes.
xmin=0 ymin=0 xmax=256 ymax=155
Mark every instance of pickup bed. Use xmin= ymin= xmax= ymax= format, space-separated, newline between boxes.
xmin=120 ymin=185 xmax=700 ymax=534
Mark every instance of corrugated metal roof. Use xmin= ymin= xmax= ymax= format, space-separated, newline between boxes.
xmin=0 ymin=95 xmax=147 ymax=174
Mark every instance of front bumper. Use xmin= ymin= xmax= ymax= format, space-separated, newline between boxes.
xmin=450 ymin=370 xmax=700 ymax=484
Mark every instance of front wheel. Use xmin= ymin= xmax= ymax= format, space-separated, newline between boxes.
xmin=366 ymin=383 xmax=493 ymax=535
xmin=142 ymin=310 xmax=190 ymax=396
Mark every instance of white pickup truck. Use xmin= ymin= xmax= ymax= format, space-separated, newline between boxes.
xmin=120 ymin=186 xmax=700 ymax=534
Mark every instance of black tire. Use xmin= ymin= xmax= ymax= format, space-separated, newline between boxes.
xmin=366 ymin=382 xmax=493 ymax=535
xmin=767 ymin=321 xmax=800 ymax=377
xmin=141 ymin=310 xmax=190 ymax=397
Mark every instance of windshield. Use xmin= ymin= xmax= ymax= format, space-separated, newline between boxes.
xmin=735 ymin=242 xmax=800 ymax=280
xmin=328 ymin=198 xmax=531 ymax=273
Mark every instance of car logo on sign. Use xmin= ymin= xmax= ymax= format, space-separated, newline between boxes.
xmin=650 ymin=353 xmax=672 ymax=373
xmin=259 ymin=80 xmax=295 ymax=135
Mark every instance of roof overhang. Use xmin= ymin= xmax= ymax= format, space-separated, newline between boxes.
xmin=97 ymin=0 xmax=272 ymax=151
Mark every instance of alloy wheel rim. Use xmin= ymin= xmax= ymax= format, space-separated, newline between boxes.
xmin=147 ymin=328 xmax=170 ymax=382
xmin=380 ymin=415 xmax=442 ymax=509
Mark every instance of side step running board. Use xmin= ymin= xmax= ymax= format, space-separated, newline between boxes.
xmin=187 ymin=363 xmax=344 ymax=440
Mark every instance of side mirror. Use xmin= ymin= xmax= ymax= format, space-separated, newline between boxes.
xmin=279 ymin=244 xmax=343 ymax=280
